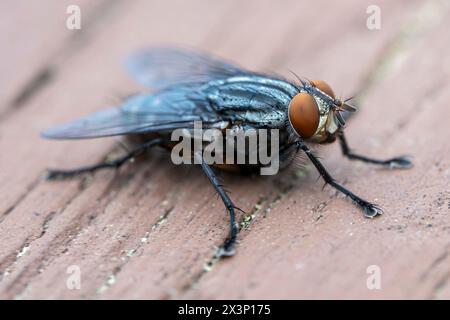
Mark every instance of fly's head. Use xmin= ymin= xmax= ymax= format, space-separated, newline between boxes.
xmin=288 ymin=79 xmax=357 ymax=144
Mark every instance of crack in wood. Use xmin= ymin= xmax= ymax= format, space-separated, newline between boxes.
xmin=0 ymin=177 xmax=94 ymax=296
xmin=0 ymin=211 xmax=58 ymax=284
xmin=0 ymin=177 xmax=41 ymax=223
xmin=96 ymin=206 xmax=175 ymax=296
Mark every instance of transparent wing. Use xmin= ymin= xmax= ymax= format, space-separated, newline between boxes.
xmin=124 ymin=47 xmax=249 ymax=88
xmin=42 ymin=86 xmax=222 ymax=139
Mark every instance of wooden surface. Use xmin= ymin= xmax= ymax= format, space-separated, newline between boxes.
xmin=1 ymin=0 xmax=450 ymax=299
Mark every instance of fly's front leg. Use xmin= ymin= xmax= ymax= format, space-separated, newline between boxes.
xmin=46 ymin=138 xmax=163 ymax=180
xmin=195 ymin=152 xmax=238 ymax=258
xmin=296 ymin=140 xmax=383 ymax=218
xmin=339 ymin=132 xmax=412 ymax=169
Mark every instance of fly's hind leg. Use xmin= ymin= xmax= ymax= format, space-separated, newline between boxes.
xmin=339 ymin=133 xmax=412 ymax=169
xmin=195 ymin=152 xmax=238 ymax=258
xmin=296 ymin=140 xmax=383 ymax=218
xmin=46 ymin=138 xmax=163 ymax=180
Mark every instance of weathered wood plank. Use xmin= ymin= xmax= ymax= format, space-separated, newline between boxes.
xmin=2 ymin=0 xmax=446 ymax=300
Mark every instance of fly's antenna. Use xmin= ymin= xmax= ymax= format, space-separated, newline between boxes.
xmin=342 ymin=95 xmax=358 ymax=112
xmin=333 ymin=95 xmax=359 ymax=124
xmin=344 ymin=96 xmax=355 ymax=102
xmin=334 ymin=96 xmax=357 ymax=113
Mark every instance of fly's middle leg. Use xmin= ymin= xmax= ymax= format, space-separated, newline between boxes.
xmin=46 ymin=138 xmax=163 ymax=180
xmin=195 ymin=152 xmax=238 ymax=258
xmin=295 ymin=140 xmax=383 ymax=218
xmin=339 ymin=133 xmax=412 ymax=169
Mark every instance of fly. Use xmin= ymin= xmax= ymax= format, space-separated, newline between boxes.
xmin=42 ymin=47 xmax=413 ymax=257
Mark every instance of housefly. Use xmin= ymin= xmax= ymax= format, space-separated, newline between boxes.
xmin=42 ymin=47 xmax=412 ymax=257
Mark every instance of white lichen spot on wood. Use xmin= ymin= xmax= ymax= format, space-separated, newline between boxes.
xmin=16 ymin=244 xmax=30 ymax=259
xmin=97 ymin=274 xmax=116 ymax=294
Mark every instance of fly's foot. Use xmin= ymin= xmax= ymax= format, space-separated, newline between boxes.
xmin=215 ymin=240 xmax=236 ymax=258
xmin=384 ymin=156 xmax=413 ymax=169
xmin=355 ymin=199 xmax=383 ymax=218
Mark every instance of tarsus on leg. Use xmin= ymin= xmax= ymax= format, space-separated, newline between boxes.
xmin=339 ymin=133 xmax=412 ymax=169
xmin=195 ymin=152 xmax=238 ymax=258
xmin=296 ymin=140 xmax=383 ymax=218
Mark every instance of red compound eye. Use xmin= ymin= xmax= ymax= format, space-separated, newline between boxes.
xmin=288 ymin=92 xmax=320 ymax=138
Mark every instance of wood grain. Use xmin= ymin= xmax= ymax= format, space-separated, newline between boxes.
xmin=1 ymin=0 xmax=449 ymax=299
